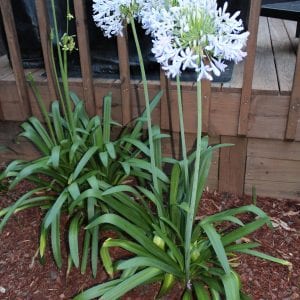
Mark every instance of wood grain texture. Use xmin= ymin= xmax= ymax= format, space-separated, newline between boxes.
xmin=248 ymin=94 xmax=289 ymax=140
xmin=74 ymin=0 xmax=96 ymax=116
xmin=284 ymin=20 xmax=299 ymax=54
xmin=35 ymin=0 xmax=58 ymax=101
xmin=0 ymin=0 xmax=31 ymax=119
xmin=245 ymin=180 xmax=300 ymax=200
xmin=238 ymin=0 xmax=262 ymax=136
xmin=117 ymin=27 xmax=131 ymax=125
xmin=246 ymin=156 xmax=300 ymax=183
xmin=248 ymin=138 xmax=300 ymax=161
xmin=269 ymin=18 xmax=296 ymax=94
xmin=219 ymin=136 xmax=247 ymax=195
xmin=285 ymin=39 xmax=300 ymax=140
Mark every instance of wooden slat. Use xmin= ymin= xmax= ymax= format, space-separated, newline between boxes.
xmin=238 ymin=0 xmax=262 ymax=136
xmin=0 ymin=0 xmax=31 ymax=119
xmin=117 ymin=26 xmax=131 ymax=125
xmin=209 ymin=92 xmax=240 ymax=137
xmin=252 ymin=17 xmax=278 ymax=94
xmin=269 ymin=18 xmax=296 ymax=94
xmin=35 ymin=0 xmax=58 ymax=101
xmin=248 ymin=94 xmax=289 ymax=140
xmin=246 ymin=156 xmax=300 ymax=183
xmin=222 ymin=61 xmax=244 ymax=91
xmin=245 ymin=180 xmax=300 ymax=201
xmin=74 ymin=0 xmax=95 ymax=116
xmin=283 ymin=20 xmax=299 ymax=54
xmin=285 ymin=39 xmax=300 ymax=140
xmin=219 ymin=136 xmax=247 ymax=195
xmin=248 ymin=138 xmax=300 ymax=161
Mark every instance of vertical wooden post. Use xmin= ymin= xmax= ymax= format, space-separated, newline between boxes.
xmin=74 ymin=0 xmax=96 ymax=116
xmin=285 ymin=39 xmax=300 ymax=140
xmin=202 ymin=79 xmax=211 ymax=134
xmin=35 ymin=0 xmax=58 ymax=101
xmin=219 ymin=136 xmax=248 ymax=195
xmin=0 ymin=0 xmax=31 ymax=118
xmin=238 ymin=0 xmax=262 ymax=136
xmin=117 ymin=26 xmax=131 ymax=125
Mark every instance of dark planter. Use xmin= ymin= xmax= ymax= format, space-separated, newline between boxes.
xmin=2 ymin=0 xmax=251 ymax=82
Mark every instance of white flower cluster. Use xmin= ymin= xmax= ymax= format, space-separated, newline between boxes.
xmin=93 ymin=0 xmax=140 ymax=37
xmin=92 ymin=0 xmax=249 ymax=81
xmin=148 ymin=0 xmax=249 ymax=80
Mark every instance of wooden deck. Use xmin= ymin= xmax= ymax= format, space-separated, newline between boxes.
xmin=214 ymin=17 xmax=299 ymax=94
xmin=0 ymin=17 xmax=300 ymax=201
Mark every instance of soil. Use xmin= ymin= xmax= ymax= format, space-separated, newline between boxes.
xmin=0 ymin=181 xmax=299 ymax=300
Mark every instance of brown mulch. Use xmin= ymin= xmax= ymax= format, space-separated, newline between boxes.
xmin=0 ymin=181 xmax=299 ymax=300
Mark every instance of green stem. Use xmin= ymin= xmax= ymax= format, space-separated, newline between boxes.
xmin=49 ymin=35 xmax=66 ymax=116
xmin=176 ymin=75 xmax=189 ymax=189
xmin=50 ymin=0 xmax=74 ymax=135
xmin=184 ymin=79 xmax=202 ymax=285
xmin=130 ymin=18 xmax=158 ymax=192
xmin=130 ymin=17 xmax=165 ymax=231
xmin=27 ymin=74 xmax=57 ymax=144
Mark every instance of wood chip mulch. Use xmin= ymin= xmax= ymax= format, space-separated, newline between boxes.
xmin=0 ymin=181 xmax=299 ymax=300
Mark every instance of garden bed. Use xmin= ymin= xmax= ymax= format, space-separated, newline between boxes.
xmin=0 ymin=180 xmax=299 ymax=300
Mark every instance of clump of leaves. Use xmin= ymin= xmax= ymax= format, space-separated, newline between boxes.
xmin=74 ymin=137 xmax=290 ymax=300
xmin=0 ymin=0 xmax=164 ymax=276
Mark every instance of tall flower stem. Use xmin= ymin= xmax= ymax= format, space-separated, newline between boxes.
xmin=184 ymin=78 xmax=202 ymax=285
xmin=176 ymin=75 xmax=189 ymax=188
xmin=50 ymin=0 xmax=74 ymax=135
xmin=129 ymin=18 xmax=158 ymax=192
xmin=130 ymin=17 xmax=165 ymax=231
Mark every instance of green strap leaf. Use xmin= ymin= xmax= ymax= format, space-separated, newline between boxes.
xmin=201 ymin=223 xmax=231 ymax=274
xmin=101 ymin=267 xmax=162 ymax=300
xmin=69 ymin=212 xmax=82 ymax=268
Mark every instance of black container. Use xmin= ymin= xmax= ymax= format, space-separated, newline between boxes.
xmin=2 ymin=0 xmax=251 ymax=82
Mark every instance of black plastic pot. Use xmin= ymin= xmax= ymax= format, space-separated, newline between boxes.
xmin=2 ymin=0 xmax=251 ymax=82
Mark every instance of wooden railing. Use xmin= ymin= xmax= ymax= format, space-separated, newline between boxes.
xmin=0 ymin=0 xmax=299 ymax=140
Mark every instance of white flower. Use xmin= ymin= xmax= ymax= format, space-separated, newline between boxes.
xmin=93 ymin=0 xmax=140 ymax=37
xmin=144 ymin=0 xmax=249 ymax=81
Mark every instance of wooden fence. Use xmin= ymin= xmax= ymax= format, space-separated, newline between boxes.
xmin=0 ymin=0 xmax=300 ymax=200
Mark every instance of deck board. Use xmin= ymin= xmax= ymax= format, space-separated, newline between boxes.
xmin=284 ymin=20 xmax=300 ymax=54
xmin=269 ymin=18 xmax=296 ymax=94
xmin=252 ymin=17 xmax=279 ymax=93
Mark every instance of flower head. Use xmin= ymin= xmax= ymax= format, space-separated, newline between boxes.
xmin=145 ymin=0 xmax=249 ymax=80
xmin=93 ymin=0 xmax=141 ymax=37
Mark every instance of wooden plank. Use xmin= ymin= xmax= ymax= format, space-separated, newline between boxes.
xmin=209 ymin=92 xmax=240 ymax=137
xmin=222 ymin=61 xmax=244 ymax=92
xmin=248 ymin=138 xmax=300 ymax=161
xmin=245 ymin=180 xmax=300 ymax=201
xmin=269 ymin=18 xmax=296 ymax=94
xmin=74 ymin=0 xmax=95 ymax=116
xmin=285 ymin=39 xmax=300 ymax=140
xmin=117 ymin=26 xmax=131 ymax=125
xmin=0 ymin=0 xmax=31 ymax=119
xmin=35 ymin=0 xmax=58 ymax=101
xmin=248 ymin=94 xmax=289 ymax=140
xmin=283 ymin=20 xmax=299 ymax=54
xmin=246 ymin=156 xmax=300 ymax=183
xmin=0 ymin=55 xmax=12 ymax=79
xmin=252 ymin=17 xmax=279 ymax=93
xmin=219 ymin=136 xmax=247 ymax=195
xmin=238 ymin=0 xmax=262 ymax=136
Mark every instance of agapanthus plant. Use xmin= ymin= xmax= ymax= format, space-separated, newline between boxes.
xmin=74 ymin=1 xmax=292 ymax=300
